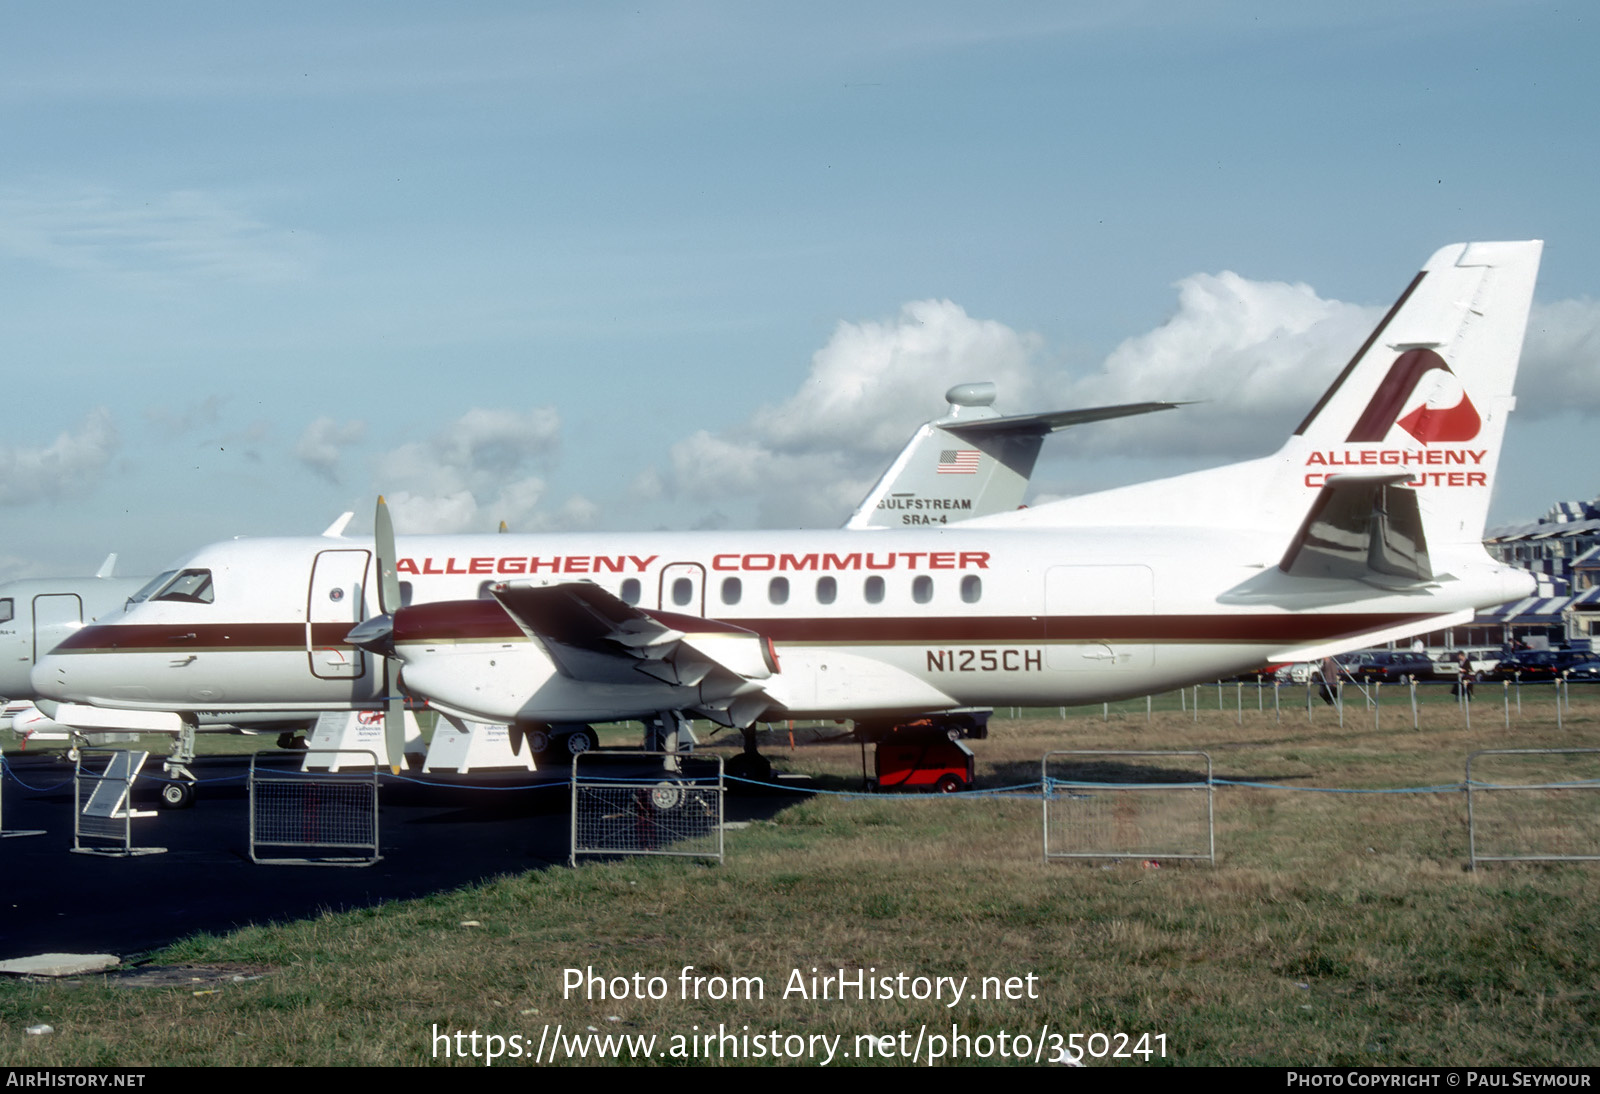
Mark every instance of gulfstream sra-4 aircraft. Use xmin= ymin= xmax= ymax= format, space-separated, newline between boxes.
xmin=34 ymin=242 xmax=1542 ymax=773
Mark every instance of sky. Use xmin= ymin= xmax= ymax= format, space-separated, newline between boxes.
xmin=2 ymin=1 xmax=1598 ymax=580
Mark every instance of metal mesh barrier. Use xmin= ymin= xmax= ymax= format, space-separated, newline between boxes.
xmin=249 ymin=751 xmax=381 ymax=866
xmin=1467 ymin=748 xmax=1600 ymax=869
xmin=73 ymin=748 xmax=164 ymax=857
xmin=1042 ymin=750 xmax=1214 ymax=864
xmin=570 ymin=751 xmax=724 ymax=866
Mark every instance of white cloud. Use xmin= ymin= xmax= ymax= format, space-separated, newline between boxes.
xmin=295 ymin=417 xmax=367 ymax=483
xmin=642 ymin=283 xmax=1375 ymax=526
xmin=1518 ymin=299 xmax=1600 ymax=417
xmin=749 ymin=299 xmax=1042 ymax=454
xmin=0 ymin=408 xmax=119 ymax=506
xmin=0 ymin=187 xmax=317 ymax=286
xmin=653 ymin=299 xmax=1042 ymax=526
xmin=641 ymin=270 xmax=1588 ymax=523
xmin=1051 ymin=271 xmax=1380 ymax=457
xmin=375 ymin=406 xmax=591 ymax=533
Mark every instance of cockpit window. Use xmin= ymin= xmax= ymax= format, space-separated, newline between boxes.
xmin=127 ymin=570 xmax=179 ymax=608
xmin=0 ymin=598 xmax=11 ymax=625
xmin=139 ymin=569 xmax=216 ymax=605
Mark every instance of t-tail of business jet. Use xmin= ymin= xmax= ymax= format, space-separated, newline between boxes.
xmin=844 ymin=382 xmax=1181 ymax=528
xmin=33 ymin=242 xmax=1542 ymax=773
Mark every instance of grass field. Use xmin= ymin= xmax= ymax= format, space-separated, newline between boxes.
xmin=3 ymin=685 xmax=1599 ymax=1067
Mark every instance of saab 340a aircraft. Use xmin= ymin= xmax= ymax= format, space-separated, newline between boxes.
xmin=33 ymin=242 xmax=1542 ymax=775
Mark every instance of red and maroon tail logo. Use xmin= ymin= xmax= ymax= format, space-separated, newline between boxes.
xmin=1346 ymin=348 xmax=1481 ymax=445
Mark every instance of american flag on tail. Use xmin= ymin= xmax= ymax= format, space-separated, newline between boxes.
xmin=937 ymin=450 xmax=980 ymax=474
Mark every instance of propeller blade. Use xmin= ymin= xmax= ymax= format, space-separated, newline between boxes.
xmin=375 ymin=495 xmax=402 ymax=616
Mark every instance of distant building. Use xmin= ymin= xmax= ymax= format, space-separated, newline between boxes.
xmin=1473 ymin=497 xmax=1600 ymax=647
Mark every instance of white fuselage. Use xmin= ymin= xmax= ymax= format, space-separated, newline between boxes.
xmin=30 ymin=523 xmax=1529 ymax=727
xmin=28 ymin=242 xmax=1549 ymax=729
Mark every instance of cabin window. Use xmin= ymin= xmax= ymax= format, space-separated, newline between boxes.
xmin=672 ymin=577 xmax=693 ymax=607
xmin=721 ymin=577 xmax=742 ymax=605
xmin=477 ymin=581 xmax=497 ymax=599
xmin=399 ymin=581 xmax=414 ymax=607
xmin=768 ymin=577 xmax=789 ymax=605
xmin=620 ymin=578 xmax=641 ymax=605
xmin=961 ymin=574 xmax=982 ymax=603
xmin=864 ymin=576 xmax=885 ymax=604
xmin=0 ymin=598 xmax=10 ymax=625
xmin=816 ymin=576 xmax=837 ymax=605
xmin=912 ymin=575 xmax=933 ymax=604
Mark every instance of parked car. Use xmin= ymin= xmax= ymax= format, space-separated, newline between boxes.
xmin=1431 ymin=649 xmax=1501 ymax=677
xmin=1335 ymin=650 xmax=1438 ymax=683
xmin=1488 ymin=649 xmax=1600 ymax=682
xmin=1271 ymin=661 xmax=1320 ymax=684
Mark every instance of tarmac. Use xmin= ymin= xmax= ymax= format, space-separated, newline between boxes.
xmin=0 ymin=749 xmax=786 ymax=962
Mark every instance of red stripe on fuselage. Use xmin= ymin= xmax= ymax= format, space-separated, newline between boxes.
xmin=51 ymin=609 xmax=1446 ymax=653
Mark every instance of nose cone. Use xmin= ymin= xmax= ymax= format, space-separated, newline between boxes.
xmin=31 ymin=650 xmax=74 ymax=701
xmin=346 ymin=613 xmax=396 ymax=657
xmin=31 ymin=621 xmax=111 ymax=702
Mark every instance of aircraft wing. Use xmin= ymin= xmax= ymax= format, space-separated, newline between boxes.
xmin=488 ymin=582 xmax=778 ymax=727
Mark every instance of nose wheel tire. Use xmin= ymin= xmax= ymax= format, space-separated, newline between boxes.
xmin=159 ymin=781 xmax=195 ymax=810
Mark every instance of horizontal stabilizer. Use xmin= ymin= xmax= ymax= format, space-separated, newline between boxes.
xmin=942 ymin=401 xmax=1184 ymax=439
xmin=1279 ymin=475 xmax=1433 ymax=583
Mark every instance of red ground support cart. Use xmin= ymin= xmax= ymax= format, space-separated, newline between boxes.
xmin=868 ymin=736 xmax=976 ymax=794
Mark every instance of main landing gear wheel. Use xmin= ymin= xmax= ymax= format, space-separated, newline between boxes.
xmin=159 ymin=781 xmax=195 ymax=810
xmin=649 ymin=781 xmax=685 ymax=811
xmin=524 ymin=728 xmax=553 ymax=755
xmin=562 ymin=729 xmax=594 ymax=756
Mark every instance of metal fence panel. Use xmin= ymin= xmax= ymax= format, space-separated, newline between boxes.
xmin=570 ymin=751 xmax=724 ymax=866
xmin=1042 ymin=750 xmax=1214 ymax=864
xmin=73 ymin=748 xmax=164 ymax=857
xmin=1467 ymin=748 xmax=1600 ymax=869
xmin=249 ymin=751 xmax=381 ymax=866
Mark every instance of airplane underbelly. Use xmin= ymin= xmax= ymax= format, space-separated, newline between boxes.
xmin=34 ymin=648 xmax=378 ymax=710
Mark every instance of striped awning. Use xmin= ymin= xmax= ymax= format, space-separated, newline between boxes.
xmin=1476 ymin=596 xmax=1576 ymax=624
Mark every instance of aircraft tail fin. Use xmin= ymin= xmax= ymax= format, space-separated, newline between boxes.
xmin=94 ymin=553 xmax=118 ymax=579
xmin=844 ymin=382 xmax=1180 ymax=529
xmin=1283 ymin=240 xmax=1542 ymax=551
